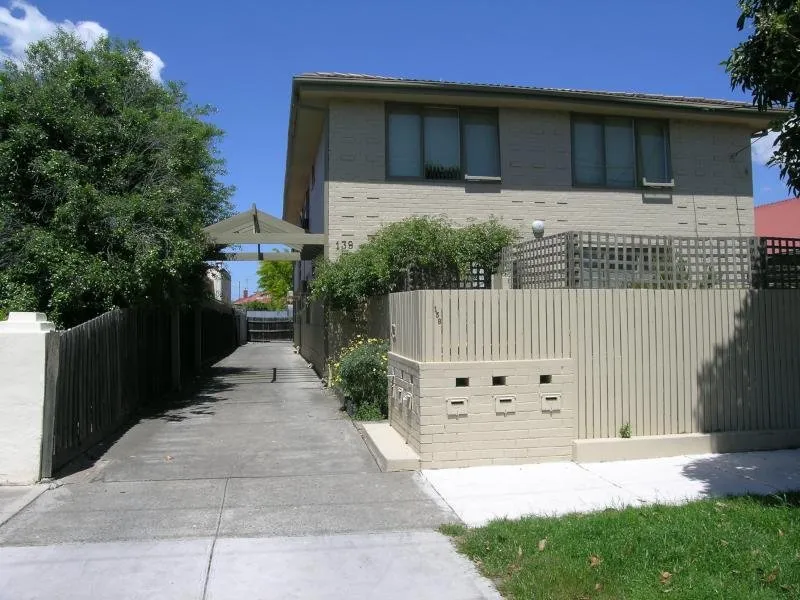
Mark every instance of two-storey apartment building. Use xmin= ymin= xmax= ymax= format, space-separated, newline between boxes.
xmin=282 ymin=72 xmax=774 ymax=292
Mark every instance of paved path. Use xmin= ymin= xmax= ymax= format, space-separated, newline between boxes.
xmin=424 ymin=448 xmax=800 ymax=526
xmin=0 ymin=343 xmax=498 ymax=600
xmin=0 ymin=486 xmax=47 ymax=530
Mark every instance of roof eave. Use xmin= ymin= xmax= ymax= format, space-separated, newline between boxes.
xmin=292 ymin=74 xmax=784 ymax=125
xmin=281 ymin=81 xmax=301 ymax=222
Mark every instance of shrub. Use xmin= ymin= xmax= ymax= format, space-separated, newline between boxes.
xmin=311 ymin=217 xmax=517 ymax=313
xmin=331 ymin=337 xmax=389 ymax=420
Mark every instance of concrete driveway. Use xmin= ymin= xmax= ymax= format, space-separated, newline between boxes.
xmin=0 ymin=343 xmax=499 ymax=600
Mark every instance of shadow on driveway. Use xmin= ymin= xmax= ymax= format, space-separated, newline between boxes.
xmin=53 ymin=366 xmax=241 ymax=479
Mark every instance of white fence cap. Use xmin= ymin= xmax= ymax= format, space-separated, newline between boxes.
xmin=0 ymin=312 xmax=55 ymax=333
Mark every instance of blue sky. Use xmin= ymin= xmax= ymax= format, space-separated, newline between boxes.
xmin=0 ymin=0 xmax=790 ymax=297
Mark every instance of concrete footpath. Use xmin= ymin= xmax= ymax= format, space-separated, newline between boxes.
xmin=0 ymin=344 xmax=499 ymax=600
xmin=0 ymin=485 xmax=47 ymax=530
xmin=424 ymin=449 xmax=800 ymax=527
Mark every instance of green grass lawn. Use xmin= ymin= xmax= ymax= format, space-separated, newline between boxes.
xmin=442 ymin=493 xmax=800 ymax=599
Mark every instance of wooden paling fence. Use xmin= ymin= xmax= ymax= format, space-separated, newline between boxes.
xmin=390 ymin=289 xmax=800 ymax=439
xmin=296 ymin=294 xmax=390 ymax=375
xmin=295 ymin=295 xmax=326 ymax=374
xmin=41 ymin=303 xmax=241 ymax=478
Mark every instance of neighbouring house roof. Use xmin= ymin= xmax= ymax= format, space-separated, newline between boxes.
xmin=233 ymin=291 xmax=271 ymax=305
xmin=755 ymin=197 xmax=800 ymax=238
xmin=283 ymin=72 xmax=782 ymax=224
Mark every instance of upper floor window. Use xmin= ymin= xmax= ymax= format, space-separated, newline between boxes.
xmin=572 ymin=115 xmax=671 ymax=188
xmin=387 ymin=105 xmax=500 ymax=180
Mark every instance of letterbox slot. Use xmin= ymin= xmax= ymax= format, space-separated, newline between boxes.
xmin=446 ymin=397 xmax=468 ymax=417
xmin=494 ymin=395 xmax=516 ymax=415
xmin=541 ymin=392 xmax=563 ymax=413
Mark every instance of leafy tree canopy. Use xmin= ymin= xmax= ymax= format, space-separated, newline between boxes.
xmin=256 ymin=258 xmax=293 ymax=310
xmin=310 ymin=217 xmax=518 ymax=312
xmin=725 ymin=0 xmax=800 ymax=192
xmin=0 ymin=32 xmax=233 ymax=327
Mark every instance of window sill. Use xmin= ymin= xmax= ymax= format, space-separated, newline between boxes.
xmin=465 ymin=175 xmax=502 ymax=183
xmin=386 ymin=176 xmax=460 ymax=183
xmin=386 ymin=176 xmax=502 ymax=185
xmin=642 ymin=178 xmax=675 ymax=189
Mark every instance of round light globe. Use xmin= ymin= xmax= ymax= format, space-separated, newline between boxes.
xmin=531 ymin=220 xmax=545 ymax=238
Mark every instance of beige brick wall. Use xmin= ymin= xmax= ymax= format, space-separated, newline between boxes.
xmin=389 ymin=353 xmax=577 ymax=468
xmin=326 ymin=100 xmax=755 ymax=256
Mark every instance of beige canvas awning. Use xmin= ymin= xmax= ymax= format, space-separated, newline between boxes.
xmin=204 ymin=204 xmax=325 ymax=261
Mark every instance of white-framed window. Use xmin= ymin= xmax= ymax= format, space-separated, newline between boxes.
xmin=571 ymin=115 xmax=671 ymax=188
xmin=387 ymin=105 xmax=500 ymax=180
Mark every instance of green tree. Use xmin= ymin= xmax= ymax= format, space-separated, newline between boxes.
xmin=725 ymin=0 xmax=800 ymax=192
xmin=257 ymin=260 xmax=293 ymax=310
xmin=0 ymin=32 xmax=233 ymax=327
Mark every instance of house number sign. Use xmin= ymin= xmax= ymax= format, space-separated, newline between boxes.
xmin=335 ymin=240 xmax=354 ymax=252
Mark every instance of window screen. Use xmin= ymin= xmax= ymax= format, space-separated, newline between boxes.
xmin=387 ymin=111 xmax=422 ymax=177
xmin=463 ymin=112 xmax=500 ymax=177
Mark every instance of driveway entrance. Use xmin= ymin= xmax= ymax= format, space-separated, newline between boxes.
xmin=0 ymin=343 xmax=499 ymax=599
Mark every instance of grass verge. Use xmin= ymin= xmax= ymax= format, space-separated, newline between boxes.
xmin=442 ymin=493 xmax=800 ymax=599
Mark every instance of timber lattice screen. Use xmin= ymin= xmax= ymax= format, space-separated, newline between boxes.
xmin=500 ymin=232 xmax=800 ymax=290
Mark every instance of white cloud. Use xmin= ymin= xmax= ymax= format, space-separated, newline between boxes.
xmin=752 ymin=130 xmax=779 ymax=165
xmin=141 ymin=49 xmax=165 ymax=81
xmin=0 ymin=1 xmax=164 ymax=81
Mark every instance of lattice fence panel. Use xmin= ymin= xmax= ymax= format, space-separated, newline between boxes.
xmin=499 ymin=231 xmax=800 ymax=290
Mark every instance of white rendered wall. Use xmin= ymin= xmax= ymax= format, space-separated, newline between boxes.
xmin=0 ymin=313 xmax=54 ymax=484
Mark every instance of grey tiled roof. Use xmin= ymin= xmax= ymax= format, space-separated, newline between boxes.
xmin=296 ymin=72 xmax=760 ymax=111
